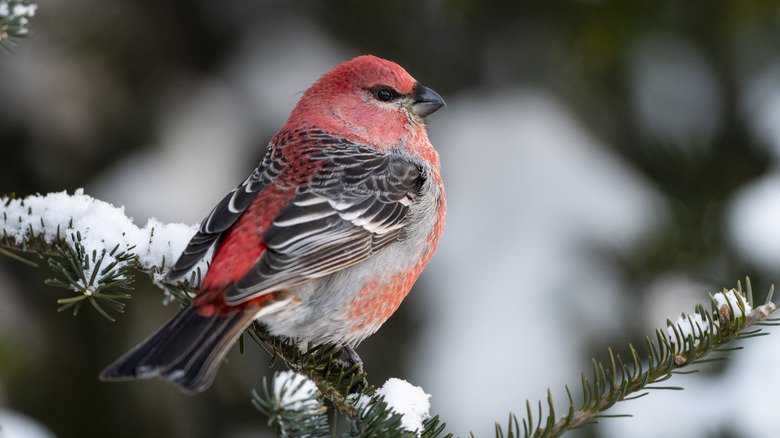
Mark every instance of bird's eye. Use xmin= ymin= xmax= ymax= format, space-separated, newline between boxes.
xmin=374 ymin=88 xmax=395 ymax=102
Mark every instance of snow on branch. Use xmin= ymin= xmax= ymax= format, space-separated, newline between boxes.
xmin=0 ymin=0 xmax=36 ymax=49
xmin=246 ymin=282 xmax=777 ymax=438
xmin=2 ymin=190 xmax=779 ymax=438
xmin=252 ymin=371 xmax=330 ymax=438
xmin=505 ymin=281 xmax=777 ymax=437
xmin=352 ymin=378 xmax=432 ymax=434
xmin=254 ymin=370 xmax=434 ymax=438
xmin=1 ymin=189 xmax=205 ymax=318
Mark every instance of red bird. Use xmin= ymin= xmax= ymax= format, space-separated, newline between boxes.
xmin=100 ymin=55 xmax=446 ymax=393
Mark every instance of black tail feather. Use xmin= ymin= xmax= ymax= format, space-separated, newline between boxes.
xmin=165 ymin=231 xmax=220 ymax=281
xmin=100 ymin=305 xmax=256 ymax=393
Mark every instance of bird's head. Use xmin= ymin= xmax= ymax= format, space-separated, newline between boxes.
xmin=287 ymin=55 xmax=445 ymax=155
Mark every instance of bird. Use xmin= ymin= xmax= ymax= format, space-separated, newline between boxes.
xmin=100 ymin=55 xmax=446 ymax=393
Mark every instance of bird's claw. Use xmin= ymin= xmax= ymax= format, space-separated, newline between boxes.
xmin=329 ymin=344 xmax=366 ymax=393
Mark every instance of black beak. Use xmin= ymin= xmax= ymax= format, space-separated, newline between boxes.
xmin=412 ymin=84 xmax=445 ymax=118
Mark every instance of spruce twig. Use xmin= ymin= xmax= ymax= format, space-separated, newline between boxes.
xmin=506 ymin=279 xmax=776 ymax=438
xmin=0 ymin=0 xmax=37 ymax=50
xmin=44 ymin=232 xmax=136 ymax=321
xmin=0 ymin=190 xmax=202 ymax=320
xmin=244 ymin=322 xmax=366 ymax=421
xmin=252 ymin=371 xmax=331 ymax=438
xmin=4 ymin=191 xmax=779 ymax=438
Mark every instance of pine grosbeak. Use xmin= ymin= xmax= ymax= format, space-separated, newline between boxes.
xmin=100 ymin=55 xmax=446 ymax=393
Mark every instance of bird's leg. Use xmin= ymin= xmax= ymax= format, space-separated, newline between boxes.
xmin=343 ymin=343 xmax=364 ymax=374
xmin=331 ymin=344 xmax=364 ymax=372
xmin=327 ymin=343 xmax=366 ymax=393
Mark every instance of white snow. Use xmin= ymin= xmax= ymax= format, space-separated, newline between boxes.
xmin=375 ymin=378 xmax=431 ymax=434
xmin=667 ymin=312 xmax=708 ymax=346
xmin=713 ymin=289 xmax=751 ymax=317
xmin=0 ymin=1 xmax=37 ymax=38
xmin=0 ymin=189 xmax=202 ymax=290
xmin=273 ymin=371 xmax=321 ymax=411
xmin=667 ymin=289 xmax=751 ymax=346
xmin=12 ymin=3 xmax=36 ymax=18
xmin=0 ymin=408 xmax=56 ymax=438
xmin=603 ymin=304 xmax=779 ymax=438
xmin=727 ymin=174 xmax=780 ymax=273
xmin=351 ymin=378 xmax=431 ymax=434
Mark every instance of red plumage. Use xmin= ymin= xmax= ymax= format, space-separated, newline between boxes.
xmin=193 ymin=184 xmax=295 ymax=315
xmin=101 ymin=55 xmax=446 ymax=393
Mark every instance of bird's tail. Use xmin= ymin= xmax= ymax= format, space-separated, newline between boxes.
xmin=100 ymin=305 xmax=257 ymax=393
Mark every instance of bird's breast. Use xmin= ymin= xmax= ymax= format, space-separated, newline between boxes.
xmin=260 ymin=174 xmax=445 ymax=346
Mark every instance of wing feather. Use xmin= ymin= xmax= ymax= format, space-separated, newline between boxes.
xmin=224 ymin=138 xmax=424 ymax=304
xmin=165 ymin=150 xmax=275 ymax=281
xmin=166 ymin=131 xmax=425 ymax=302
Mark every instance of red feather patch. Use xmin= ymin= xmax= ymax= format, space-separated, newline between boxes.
xmin=194 ymin=184 xmax=295 ymax=309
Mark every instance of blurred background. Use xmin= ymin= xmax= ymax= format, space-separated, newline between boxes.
xmin=1 ymin=1 xmax=780 ymax=437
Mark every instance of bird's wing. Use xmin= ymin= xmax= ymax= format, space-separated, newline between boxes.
xmin=224 ymin=134 xmax=424 ymax=305
xmin=165 ymin=150 xmax=275 ymax=281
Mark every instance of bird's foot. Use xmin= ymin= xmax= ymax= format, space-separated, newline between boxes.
xmin=343 ymin=344 xmax=364 ymax=374
xmin=328 ymin=343 xmax=367 ymax=393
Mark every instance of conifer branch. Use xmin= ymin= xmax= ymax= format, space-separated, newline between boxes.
xmin=502 ymin=279 xmax=777 ymax=438
xmin=248 ymin=279 xmax=777 ymax=438
xmin=252 ymin=371 xmax=331 ymax=438
xmin=0 ymin=0 xmax=37 ymax=50
xmin=243 ymin=323 xmax=367 ymax=420
xmin=0 ymin=190 xmax=203 ymax=320
xmin=253 ymin=369 xmax=447 ymax=438
xmin=45 ymin=233 xmax=136 ymax=321
xmin=3 ymin=190 xmax=779 ymax=437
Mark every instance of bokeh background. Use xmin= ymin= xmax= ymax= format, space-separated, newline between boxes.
xmin=2 ymin=1 xmax=780 ymax=437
